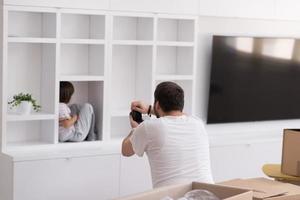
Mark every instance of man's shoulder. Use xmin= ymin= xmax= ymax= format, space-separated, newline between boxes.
xmin=142 ymin=117 xmax=164 ymax=128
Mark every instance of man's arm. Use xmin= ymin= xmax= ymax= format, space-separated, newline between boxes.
xmin=122 ymin=113 xmax=139 ymax=157
xmin=121 ymin=130 xmax=135 ymax=157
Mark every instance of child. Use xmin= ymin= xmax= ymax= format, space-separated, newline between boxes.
xmin=59 ymin=81 xmax=97 ymax=142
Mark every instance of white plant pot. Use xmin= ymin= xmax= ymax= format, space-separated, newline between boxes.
xmin=18 ymin=101 xmax=32 ymax=115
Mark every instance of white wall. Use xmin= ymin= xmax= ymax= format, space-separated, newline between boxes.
xmin=198 ymin=0 xmax=300 ymax=21
xmin=196 ymin=4 xmax=300 ymax=181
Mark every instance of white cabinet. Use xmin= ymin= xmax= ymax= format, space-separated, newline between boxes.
xmin=119 ymin=155 xmax=152 ymax=197
xmin=210 ymin=141 xmax=282 ymax=182
xmin=14 ymin=155 xmax=120 ymax=200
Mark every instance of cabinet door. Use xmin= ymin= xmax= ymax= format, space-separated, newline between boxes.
xmin=210 ymin=142 xmax=282 ymax=182
xmin=119 ymin=155 xmax=152 ymax=197
xmin=14 ymin=155 xmax=120 ymax=200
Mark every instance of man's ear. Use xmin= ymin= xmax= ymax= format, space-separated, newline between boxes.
xmin=155 ymin=101 xmax=160 ymax=111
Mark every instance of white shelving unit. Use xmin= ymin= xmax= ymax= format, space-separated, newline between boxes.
xmin=1 ymin=6 xmax=197 ymax=151
xmin=0 ymin=3 xmax=198 ymax=200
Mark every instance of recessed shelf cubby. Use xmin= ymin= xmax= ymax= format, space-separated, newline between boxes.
xmin=7 ymin=43 xmax=56 ymax=115
xmin=8 ymin=11 xmax=56 ymax=38
xmin=66 ymin=81 xmax=104 ymax=141
xmin=61 ymin=13 xmax=105 ymax=39
xmin=111 ymin=45 xmax=153 ymax=113
xmin=7 ymin=120 xmax=56 ymax=148
xmin=157 ymin=18 xmax=194 ymax=42
xmin=113 ymin=16 xmax=153 ymax=41
xmin=156 ymin=46 xmax=194 ymax=76
xmin=60 ymin=44 xmax=105 ymax=76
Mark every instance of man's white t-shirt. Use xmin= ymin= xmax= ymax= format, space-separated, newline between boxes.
xmin=130 ymin=115 xmax=214 ymax=188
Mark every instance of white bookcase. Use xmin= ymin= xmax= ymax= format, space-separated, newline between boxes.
xmin=1 ymin=6 xmax=198 ymax=152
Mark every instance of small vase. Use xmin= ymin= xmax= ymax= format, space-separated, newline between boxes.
xmin=18 ymin=101 xmax=32 ymax=115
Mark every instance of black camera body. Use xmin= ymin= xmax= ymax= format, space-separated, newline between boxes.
xmin=130 ymin=110 xmax=144 ymax=124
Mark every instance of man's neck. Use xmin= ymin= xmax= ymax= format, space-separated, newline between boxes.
xmin=162 ymin=110 xmax=184 ymax=117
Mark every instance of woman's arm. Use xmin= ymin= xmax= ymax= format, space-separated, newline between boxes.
xmin=59 ymin=115 xmax=78 ymax=128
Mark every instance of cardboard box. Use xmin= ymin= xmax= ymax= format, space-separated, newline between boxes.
xmin=117 ymin=182 xmax=253 ymax=200
xmin=281 ymin=129 xmax=300 ymax=177
xmin=220 ymin=178 xmax=300 ymax=200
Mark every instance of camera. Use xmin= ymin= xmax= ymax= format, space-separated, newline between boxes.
xmin=130 ymin=110 xmax=144 ymax=124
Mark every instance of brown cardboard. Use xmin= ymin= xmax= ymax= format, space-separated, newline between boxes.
xmin=220 ymin=178 xmax=300 ymax=200
xmin=117 ymin=182 xmax=253 ymax=200
xmin=281 ymin=129 xmax=300 ymax=177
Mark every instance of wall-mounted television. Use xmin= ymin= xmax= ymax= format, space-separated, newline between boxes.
xmin=207 ymin=36 xmax=300 ymax=123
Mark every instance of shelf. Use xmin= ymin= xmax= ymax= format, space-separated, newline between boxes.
xmin=157 ymin=18 xmax=194 ymax=42
xmin=61 ymin=13 xmax=105 ymax=39
xmin=60 ymin=44 xmax=104 ymax=76
xmin=157 ymin=41 xmax=194 ymax=47
xmin=8 ymin=43 xmax=56 ymax=115
xmin=61 ymin=39 xmax=105 ymax=44
xmin=60 ymin=75 xmax=104 ymax=82
xmin=113 ymin=16 xmax=153 ymax=41
xmin=156 ymin=46 xmax=194 ymax=76
xmin=111 ymin=45 xmax=153 ymax=111
xmin=8 ymin=10 xmax=56 ymax=38
xmin=8 ymin=37 xmax=56 ymax=43
xmin=112 ymin=40 xmax=154 ymax=46
xmin=155 ymin=75 xmax=194 ymax=81
xmin=66 ymin=81 xmax=104 ymax=141
xmin=7 ymin=112 xmax=56 ymax=121
xmin=6 ymin=120 xmax=56 ymax=147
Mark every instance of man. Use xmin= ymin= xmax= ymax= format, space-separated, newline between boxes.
xmin=122 ymin=81 xmax=214 ymax=188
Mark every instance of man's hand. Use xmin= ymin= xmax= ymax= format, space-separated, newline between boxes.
xmin=129 ymin=114 xmax=139 ymax=128
xmin=131 ymin=101 xmax=150 ymax=114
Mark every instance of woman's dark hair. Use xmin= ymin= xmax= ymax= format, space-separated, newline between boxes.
xmin=60 ymin=81 xmax=74 ymax=103
xmin=154 ymin=81 xmax=184 ymax=112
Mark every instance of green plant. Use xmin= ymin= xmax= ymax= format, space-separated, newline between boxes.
xmin=8 ymin=93 xmax=41 ymax=112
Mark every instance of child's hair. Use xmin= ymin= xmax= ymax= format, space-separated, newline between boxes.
xmin=60 ymin=81 xmax=74 ymax=103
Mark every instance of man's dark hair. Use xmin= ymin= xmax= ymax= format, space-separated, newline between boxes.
xmin=60 ymin=81 xmax=74 ymax=103
xmin=154 ymin=81 xmax=184 ymax=112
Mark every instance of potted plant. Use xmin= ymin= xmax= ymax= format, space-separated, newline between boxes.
xmin=8 ymin=93 xmax=41 ymax=115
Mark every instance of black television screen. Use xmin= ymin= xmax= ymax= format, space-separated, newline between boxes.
xmin=207 ymin=36 xmax=300 ymax=123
